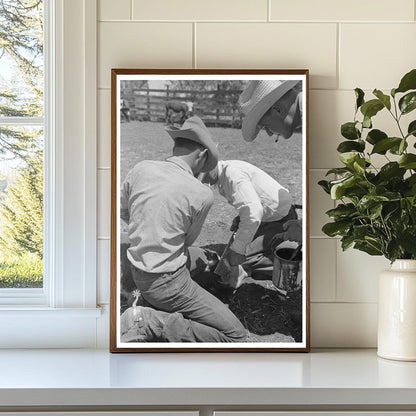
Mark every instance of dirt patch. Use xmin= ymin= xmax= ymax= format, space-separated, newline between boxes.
xmin=121 ymin=242 xmax=302 ymax=343
xmin=228 ymin=282 xmax=302 ymax=342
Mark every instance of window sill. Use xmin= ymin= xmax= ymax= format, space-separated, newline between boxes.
xmin=0 ymin=306 xmax=102 ymax=316
xmin=0 ymin=307 xmax=102 ymax=348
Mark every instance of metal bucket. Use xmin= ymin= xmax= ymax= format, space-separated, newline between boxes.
xmin=272 ymin=246 xmax=302 ymax=294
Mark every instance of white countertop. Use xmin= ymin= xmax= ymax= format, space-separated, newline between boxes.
xmin=0 ymin=348 xmax=416 ymax=408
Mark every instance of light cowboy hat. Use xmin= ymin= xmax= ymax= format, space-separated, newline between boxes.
xmin=165 ymin=116 xmax=219 ymax=172
xmin=238 ymin=80 xmax=300 ymax=142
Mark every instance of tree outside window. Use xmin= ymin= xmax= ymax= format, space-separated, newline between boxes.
xmin=0 ymin=0 xmax=44 ymax=288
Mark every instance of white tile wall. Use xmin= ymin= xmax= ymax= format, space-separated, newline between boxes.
xmin=336 ymin=246 xmax=390 ymax=303
xmin=98 ymin=22 xmax=193 ymax=88
xmin=196 ymin=23 xmax=338 ymax=89
xmin=99 ymin=0 xmax=131 ymax=21
xmin=310 ymin=239 xmax=336 ymax=302
xmin=132 ymin=0 xmax=268 ymax=21
xmin=339 ymin=24 xmax=416 ymax=90
xmin=271 ymin=0 xmax=415 ymax=22
xmin=96 ymin=0 xmax=416 ymax=348
xmin=311 ymin=303 xmax=378 ymax=347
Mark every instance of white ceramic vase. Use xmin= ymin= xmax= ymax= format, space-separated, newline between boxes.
xmin=378 ymin=259 xmax=416 ymax=361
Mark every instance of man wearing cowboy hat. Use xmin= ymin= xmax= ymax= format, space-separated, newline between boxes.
xmin=238 ymin=80 xmax=302 ymax=143
xmin=237 ymin=80 xmax=304 ymax=267
xmin=119 ymin=116 xmax=247 ymax=343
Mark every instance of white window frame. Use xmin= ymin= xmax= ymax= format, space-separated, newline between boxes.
xmin=0 ymin=0 xmax=101 ymax=348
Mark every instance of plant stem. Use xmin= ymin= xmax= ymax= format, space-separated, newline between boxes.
xmin=390 ymin=97 xmax=407 ymax=139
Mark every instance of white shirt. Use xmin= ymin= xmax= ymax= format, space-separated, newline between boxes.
xmin=216 ymin=160 xmax=292 ymax=255
xmin=121 ymin=157 xmax=214 ymax=273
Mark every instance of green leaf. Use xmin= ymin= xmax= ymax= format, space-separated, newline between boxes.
xmin=371 ymin=137 xmax=402 ymax=154
xmin=337 ymin=140 xmax=365 ymax=153
xmin=339 ymin=152 xmax=360 ymax=167
xmin=399 ymin=92 xmax=416 ymax=115
xmin=389 ymin=139 xmax=408 ymax=155
xmin=378 ymin=162 xmax=406 ymax=181
xmin=330 ymin=175 xmax=363 ymax=200
xmin=341 ymin=122 xmax=361 ymax=140
xmin=397 ymin=227 xmax=416 ymax=255
xmin=353 ymin=224 xmax=374 ymax=240
xmin=399 ymin=154 xmax=416 ymax=169
xmin=405 ymin=174 xmax=416 ymax=196
xmin=354 ymin=241 xmax=383 ymax=256
xmin=357 ymin=195 xmax=389 ymax=212
xmin=325 ymin=167 xmax=352 ymax=176
xmin=353 ymin=158 xmax=367 ymax=174
xmin=365 ymin=236 xmax=384 ymax=251
xmin=318 ymin=180 xmax=331 ymax=194
xmin=395 ymin=69 xmax=416 ymax=94
xmin=363 ymin=116 xmax=372 ymax=129
xmin=369 ymin=203 xmax=383 ymax=220
xmin=322 ymin=221 xmax=351 ymax=237
xmin=366 ymin=129 xmax=388 ymax=145
xmin=355 ymin=88 xmax=365 ymax=110
xmin=360 ymin=99 xmax=384 ymax=119
xmin=373 ymin=89 xmax=391 ymax=110
xmin=341 ymin=235 xmax=355 ymax=251
xmin=407 ymin=120 xmax=416 ymax=138
xmin=386 ymin=240 xmax=403 ymax=263
xmin=326 ymin=203 xmax=357 ymax=220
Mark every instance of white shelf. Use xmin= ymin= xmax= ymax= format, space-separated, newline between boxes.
xmin=0 ymin=348 xmax=415 ymax=409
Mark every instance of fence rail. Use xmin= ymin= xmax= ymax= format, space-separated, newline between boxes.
xmin=121 ymin=87 xmax=244 ymax=128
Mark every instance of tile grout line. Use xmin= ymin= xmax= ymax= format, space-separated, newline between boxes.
xmin=97 ymin=19 xmax=415 ymax=24
xmin=267 ymin=0 xmax=271 ymax=22
xmin=130 ymin=0 xmax=133 ymax=20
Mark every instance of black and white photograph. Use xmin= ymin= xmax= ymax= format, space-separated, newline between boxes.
xmin=110 ymin=69 xmax=309 ymax=352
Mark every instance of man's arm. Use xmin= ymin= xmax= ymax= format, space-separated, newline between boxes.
xmin=225 ymin=171 xmax=263 ymax=256
xmin=120 ymin=174 xmax=131 ymax=224
xmin=185 ymin=189 xmax=214 ymax=247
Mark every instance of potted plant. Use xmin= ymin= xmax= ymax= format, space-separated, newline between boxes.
xmin=319 ymin=68 xmax=416 ymax=361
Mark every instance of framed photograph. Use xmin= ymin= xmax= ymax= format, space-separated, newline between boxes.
xmin=110 ymin=69 xmax=309 ymax=352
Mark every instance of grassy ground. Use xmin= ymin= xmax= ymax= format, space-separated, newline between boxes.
xmin=120 ymin=120 xmax=304 ymax=342
xmin=0 ymin=252 xmax=43 ymax=288
xmin=120 ymin=120 xmax=303 ymax=246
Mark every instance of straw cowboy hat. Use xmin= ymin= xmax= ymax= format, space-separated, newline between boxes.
xmin=238 ymin=80 xmax=300 ymax=142
xmin=165 ymin=116 xmax=219 ymax=172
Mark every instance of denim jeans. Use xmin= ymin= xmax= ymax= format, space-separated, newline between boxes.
xmin=132 ymin=249 xmax=247 ymax=343
xmin=243 ymin=205 xmax=299 ymax=275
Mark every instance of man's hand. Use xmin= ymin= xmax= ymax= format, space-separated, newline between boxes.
xmin=230 ymin=215 xmax=240 ymax=232
xmin=226 ymin=249 xmax=246 ymax=266
xmin=283 ymin=219 xmax=302 ymax=243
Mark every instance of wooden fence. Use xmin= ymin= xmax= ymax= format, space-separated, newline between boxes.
xmin=121 ymin=87 xmax=244 ymax=128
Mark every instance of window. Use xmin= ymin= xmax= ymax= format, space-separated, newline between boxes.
xmin=0 ymin=0 xmax=45 ymax=296
xmin=0 ymin=0 xmax=100 ymax=348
